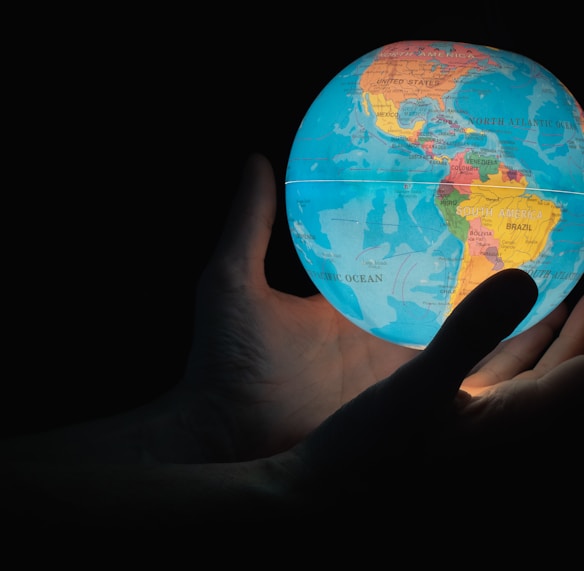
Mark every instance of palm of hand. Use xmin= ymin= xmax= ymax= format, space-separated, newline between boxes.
xmin=440 ymin=293 xmax=584 ymax=457
xmin=187 ymin=267 xmax=418 ymax=460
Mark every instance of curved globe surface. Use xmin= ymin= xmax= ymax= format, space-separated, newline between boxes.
xmin=285 ymin=40 xmax=584 ymax=348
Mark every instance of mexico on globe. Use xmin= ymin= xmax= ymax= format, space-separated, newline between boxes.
xmin=285 ymin=40 xmax=584 ymax=348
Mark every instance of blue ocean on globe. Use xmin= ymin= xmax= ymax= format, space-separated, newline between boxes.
xmin=286 ymin=40 xmax=584 ymax=348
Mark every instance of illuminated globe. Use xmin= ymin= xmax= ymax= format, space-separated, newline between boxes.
xmin=285 ymin=40 xmax=584 ymax=348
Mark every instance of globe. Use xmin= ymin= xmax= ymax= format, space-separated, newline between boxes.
xmin=285 ymin=40 xmax=584 ymax=348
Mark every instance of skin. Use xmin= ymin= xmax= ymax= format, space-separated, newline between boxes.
xmin=1 ymin=153 xmax=582 ymax=529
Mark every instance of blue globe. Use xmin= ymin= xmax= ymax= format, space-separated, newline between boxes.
xmin=286 ymin=40 xmax=584 ymax=348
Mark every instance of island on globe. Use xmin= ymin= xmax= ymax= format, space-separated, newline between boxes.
xmin=285 ymin=40 xmax=584 ymax=348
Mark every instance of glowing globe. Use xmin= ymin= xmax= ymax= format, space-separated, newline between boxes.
xmin=285 ymin=40 xmax=584 ymax=348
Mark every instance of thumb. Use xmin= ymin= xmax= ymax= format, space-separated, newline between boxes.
xmin=300 ymin=268 xmax=538 ymax=480
xmin=210 ymin=153 xmax=277 ymax=286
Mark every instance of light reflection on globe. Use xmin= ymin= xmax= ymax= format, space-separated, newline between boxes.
xmin=285 ymin=40 xmax=584 ymax=348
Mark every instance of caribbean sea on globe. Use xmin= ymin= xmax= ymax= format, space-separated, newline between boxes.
xmin=285 ymin=40 xmax=584 ymax=348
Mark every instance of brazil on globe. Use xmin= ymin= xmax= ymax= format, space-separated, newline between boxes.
xmin=285 ymin=40 xmax=584 ymax=348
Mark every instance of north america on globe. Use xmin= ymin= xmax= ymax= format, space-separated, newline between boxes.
xmin=285 ymin=40 xmax=584 ymax=348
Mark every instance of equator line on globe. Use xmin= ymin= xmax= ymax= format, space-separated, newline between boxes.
xmin=285 ymin=40 xmax=584 ymax=348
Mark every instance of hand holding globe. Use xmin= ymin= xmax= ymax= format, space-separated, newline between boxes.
xmin=286 ymin=40 xmax=584 ymax=348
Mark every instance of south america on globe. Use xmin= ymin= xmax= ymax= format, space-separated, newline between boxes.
xmin=285 ymin=40 xmax=584 ymax=348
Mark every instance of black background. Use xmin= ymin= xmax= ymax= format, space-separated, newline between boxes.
xmin=3 ymin=6 xmax=582 ymax=441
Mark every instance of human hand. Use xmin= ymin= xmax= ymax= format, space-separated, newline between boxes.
xmin=2 ymin=152 xmax=581 ymax=528
xmin=430 ymin=283 xmax=584 ymax=476
xmin=286 ymin=269 xmax=583 ymax=514
xmin=183 ymin=153 xmax=420 ymax=462
xmin=182 ymin=152 xmax=583 ymax=466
